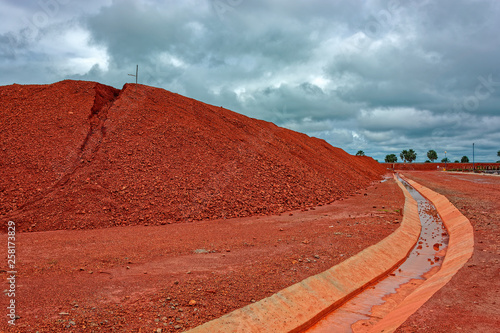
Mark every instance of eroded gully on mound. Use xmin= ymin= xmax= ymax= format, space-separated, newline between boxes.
xmin=306 ymin=175 xmax=449 ymax=332
xmin=10 ymin=83 xmax=121 ymax=215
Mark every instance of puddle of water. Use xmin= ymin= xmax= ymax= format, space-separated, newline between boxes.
xmin=306 ymin=176 xmax=449 ymax=333
xmin=380 ymin=177 xmax=392 ymax=183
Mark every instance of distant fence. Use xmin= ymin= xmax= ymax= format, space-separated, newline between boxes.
xmin=385 ymin=163 xmax=500 ymax=171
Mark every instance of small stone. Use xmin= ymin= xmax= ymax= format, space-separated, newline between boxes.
xmin=59 ymin=312 xmax=70 ymax=316
xmin=314 ymin=255 xmax=320 ymax=259
xmin=188 ymin=300 xmax=197 ymax=306
xmin=174 ymin=325 xmax=182 ymax=329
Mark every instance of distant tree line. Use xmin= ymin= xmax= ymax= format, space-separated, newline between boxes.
xmin=384 ymin=149 xmax=417 ymax=163
xmin=384 ymin=149 xmax=499 ymax=163
xmin=385 ymin=150 xmax=470 ymax=163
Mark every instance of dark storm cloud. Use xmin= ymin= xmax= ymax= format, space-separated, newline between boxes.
xmin=1 ymin=0 xmax=499 ymax=161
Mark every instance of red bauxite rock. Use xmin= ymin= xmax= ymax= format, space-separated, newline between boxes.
xmin=0 ymin=80 xmax=385 ymax=231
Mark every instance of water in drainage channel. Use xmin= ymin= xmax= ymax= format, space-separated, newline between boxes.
xmin=306 ymin=176 xmax=449 ymax=332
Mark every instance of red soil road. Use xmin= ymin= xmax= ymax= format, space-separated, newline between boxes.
xmin=396 ymin=171 xmax=500 ymax=333
xmin=0 ymin=177 xmax=403 ymax=332
xmin=389 ymin=163 xmax=500 ymax=171
xmin=0 ymin=80 xmax=385 ymax=232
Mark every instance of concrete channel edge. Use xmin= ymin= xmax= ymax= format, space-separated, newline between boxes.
xmin=186 ymin=175 xmax=421 ymax=333
xmin=367 ymin=174 xmax=475 ymax=333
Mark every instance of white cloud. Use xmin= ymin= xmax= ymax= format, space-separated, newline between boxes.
xmin=156 ymin=52 xmax=186 ymax=68
xmin=39 ymin=26 xmax=109 ymax=74
xmin=358 ymin=107 xmax=441 ymax=130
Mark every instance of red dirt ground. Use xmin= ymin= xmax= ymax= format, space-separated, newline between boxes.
xmin=397 ymin=171 xmax=500 ymax=333
xmin=4 ymin=81 xmax=494 ymax=332
xmin=0 ymin=80 xmax=385 ymax=232
xmin=0 ymin=80 xmax=392 ymax=332
xmin=389 ymin=163 xmax=500 ymax=171
xmin=1 ymin=177 xmax=403 ymax=332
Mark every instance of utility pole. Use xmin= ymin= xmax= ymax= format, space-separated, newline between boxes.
xmin=128 ymin=65 xmax=138 ymax=84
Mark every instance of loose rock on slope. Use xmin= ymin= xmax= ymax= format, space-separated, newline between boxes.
xmin=0 ymin=80 xmax=385 ymax=231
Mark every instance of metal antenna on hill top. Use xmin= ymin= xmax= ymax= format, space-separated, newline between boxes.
xmin=128 ymin=65 xmax=138 ymax=84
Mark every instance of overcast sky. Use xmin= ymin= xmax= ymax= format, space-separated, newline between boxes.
xmin=1 ymin=0 xmax=499 ymax=162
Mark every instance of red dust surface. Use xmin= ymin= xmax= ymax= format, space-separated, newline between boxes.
xmin=1 ymin=177 xmax=404 ymax=332
xmin=388 ymin=162 xmax=500 ymax=171
xmin=396 ymin=171 xmax=500 ymax=333
xmin=0 ymin=80 xmax=395 ymax=331
xmin=0 ymin=80 xmax=385 ymax=232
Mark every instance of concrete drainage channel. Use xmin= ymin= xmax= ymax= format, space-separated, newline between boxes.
xmin=305 ymin=175 xmax=449 ymax=332
xmin=186 ymin=174 xmax=474 ymax=333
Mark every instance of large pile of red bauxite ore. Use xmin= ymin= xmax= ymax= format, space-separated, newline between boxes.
xmin=0 ymin=80 xmax=385 ymax=231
